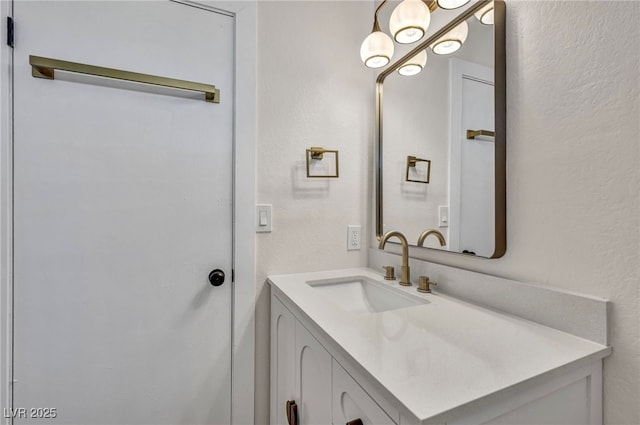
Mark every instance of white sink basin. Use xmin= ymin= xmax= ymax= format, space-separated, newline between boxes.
xmin=306 ymin=276 xmax=428 ymax=314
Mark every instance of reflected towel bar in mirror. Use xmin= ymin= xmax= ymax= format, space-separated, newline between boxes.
xmin=466 ymin=129 xmax=495 ymax=139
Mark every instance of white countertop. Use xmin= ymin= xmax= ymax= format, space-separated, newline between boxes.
xmin=268 ymin=268 xmax=611 ymax=423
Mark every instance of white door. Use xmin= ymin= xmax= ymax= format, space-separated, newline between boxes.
xmin=459 ymin=76 xmax=495 ymax=257
xmin=12 ymin=2 xmax=234 ymax=424
xmin=449 ymin=59 xmax=495 ymax=257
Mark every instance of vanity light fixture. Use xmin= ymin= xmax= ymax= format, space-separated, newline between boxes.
xmin=474 ymin=2 xmax=494 ymax=24
xmin=389 ymin=0 xmax=434 ymax=44
xmin=430 ymin=20 xmax=468 ymax=55
xmin=436 ymin=0 xmax=471 ymax=10
xmin=360 ymin=0 xmax=395 ymax=68
xmin=361 ymin=0 xmax=487 ymax=68
xmin=398 ymin=49 xmax=427 ymax=76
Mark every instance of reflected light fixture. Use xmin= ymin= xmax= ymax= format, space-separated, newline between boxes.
xmin=398 ymin=50 xmax=427 ymax=76
xmin=436 ymin=0 xmax=471 ymax=10
xmin=360 ymin=0 xmax=484 ymax=69
xmin=360 ymin=0 xmax=395 ymax=68
xmin=475 ymin=2 xmax=494 ymax=25
xmin=389 ymin=0 xmax=433 ymax=44
xmin=430 ymin=21 xmax=468 ymax=55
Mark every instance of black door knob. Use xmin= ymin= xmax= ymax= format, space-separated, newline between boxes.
xmin=208 ymin=269 xmax=225 ymax=286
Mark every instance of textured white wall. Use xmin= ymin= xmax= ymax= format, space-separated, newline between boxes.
xmin=254 ymin=2 xmax=374 ymax=423
xmin=255 ymin=1 xmax=639 ymax=424
xmin=374 ymin=2 xmax=639 ymax=424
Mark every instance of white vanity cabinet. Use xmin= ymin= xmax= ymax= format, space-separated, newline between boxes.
xmin=332 ymin=360 xmax=396 ymax=425
xmin=269 ymin=269 xmax=611 ymax=425
xmin=295 ymin=318 xmax=332 ymax=424
xmin=271 ymin=294 xmax=397 ymax=425
xmin=271 ymin=294 xmax=332 ymax=425
xmin=270 ymin=293 xmax=296 ymax=425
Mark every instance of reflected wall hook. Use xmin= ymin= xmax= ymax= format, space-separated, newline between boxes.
xmin=406 ymin=155 xmax=431 ymax=183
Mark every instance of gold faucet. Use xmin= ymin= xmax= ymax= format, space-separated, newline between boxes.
xmin=417 ymin=229 xmax=446 ymax=247
xmin=378 ymin=231 xmax=411 ymax=286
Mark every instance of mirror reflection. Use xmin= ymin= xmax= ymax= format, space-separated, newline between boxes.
xmin=378 ymin=2 xmax=505 ymax=258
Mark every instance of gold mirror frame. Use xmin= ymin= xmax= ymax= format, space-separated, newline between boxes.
xmin=375 ymin=0 xmax=506 ymax=258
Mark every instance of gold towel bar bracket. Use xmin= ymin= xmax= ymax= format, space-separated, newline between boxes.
xmin=29 ymin=55 xmax=221 ymax=103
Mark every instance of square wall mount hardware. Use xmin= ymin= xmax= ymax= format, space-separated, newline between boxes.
xmin=406 ymin=155 xmax=431 ymax=184
xmin=306 ymin=147 xmax=339 ymax=178
xmin=256 ymin=204 xmax=272 ymax=233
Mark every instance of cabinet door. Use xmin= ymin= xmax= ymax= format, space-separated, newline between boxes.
xmin=296 ymin=322 xmax=333 ymax=425
xmin=271 ymin=295 xmax=297 ymax=425
xmin=333 ymin=360 xmax=397 ymax=425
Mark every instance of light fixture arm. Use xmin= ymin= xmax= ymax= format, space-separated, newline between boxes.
xmin=372 ymin=0 xmax=388 ymax=32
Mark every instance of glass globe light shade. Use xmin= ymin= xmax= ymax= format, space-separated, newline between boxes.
xmin=431 ymin=21 xmax=468 ymax=55
xmin=437 ymin=0 xmax=471 ymax=10
xmin=475 ymin=2 xmax=494 ymax=25
xmin=398 ymin=50 xmax=427 ymax=76
xmin=389 ymin=0 xmax=431 ymax=44
xmin=360 ymin=30 xmax=395 ymax=68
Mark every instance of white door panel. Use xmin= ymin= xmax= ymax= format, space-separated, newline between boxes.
xmin=459 ymin=76 xmax=495 ymax=257
xmin=449 ymin=59 xmax=494 ymax=257
xmin=13 ymin=2 xmax=233 ymax=424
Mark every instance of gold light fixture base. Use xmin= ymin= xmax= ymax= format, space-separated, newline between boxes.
xmin=424 ymin=0 xmax=438 ymax=12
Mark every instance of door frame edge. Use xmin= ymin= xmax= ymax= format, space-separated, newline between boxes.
xmin=228 ymin=2 xmax=257 ymax=424
xmin=0 ymin=0 xmax=13 ymax=422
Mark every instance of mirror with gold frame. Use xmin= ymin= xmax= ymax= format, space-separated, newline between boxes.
xmin=376 ymin=0 xmax=506 ymax=258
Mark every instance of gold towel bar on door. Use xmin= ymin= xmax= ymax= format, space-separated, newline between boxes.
xmin=29 ymin=55 xmax=221 ymax=103
xmin=466 ymin=129 xmax=495 ymax=140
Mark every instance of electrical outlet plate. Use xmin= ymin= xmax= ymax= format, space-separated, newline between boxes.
xmin=347 ymin=225 xmax=361 ymax=250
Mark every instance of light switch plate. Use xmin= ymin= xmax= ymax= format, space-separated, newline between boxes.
xmin=256 ymin=204 xmax=272 ymax=233
xmin=439 ymin=206 xmax=449 ymax=228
